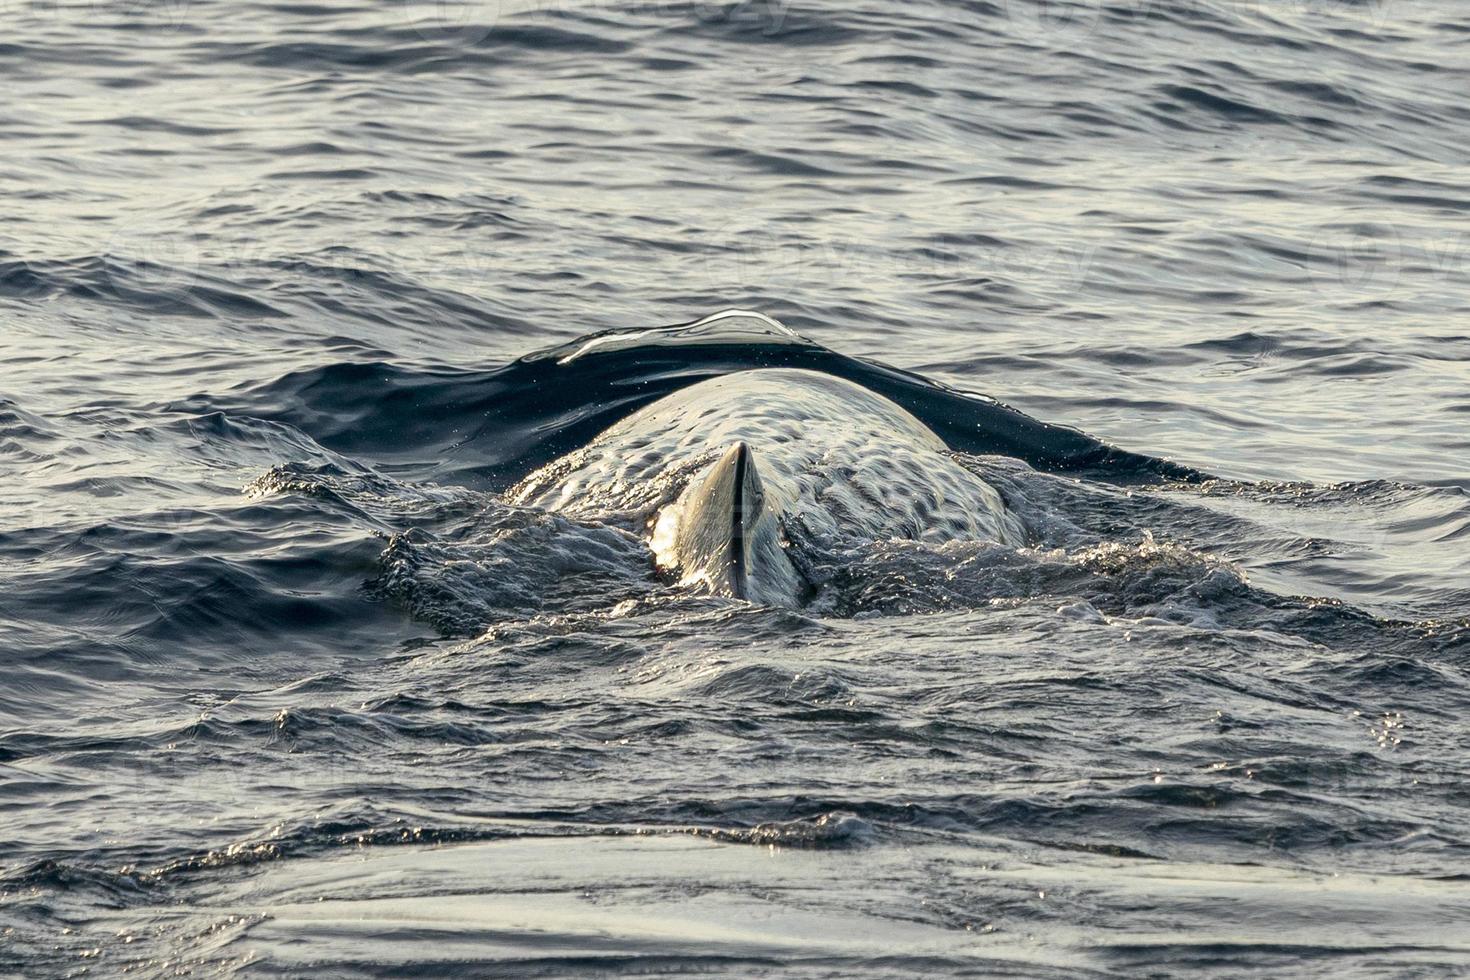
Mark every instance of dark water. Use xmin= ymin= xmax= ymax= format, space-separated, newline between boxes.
xmin=3 ymin=0 xmax=1470 ymax=975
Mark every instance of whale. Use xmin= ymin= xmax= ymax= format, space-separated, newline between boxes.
xmin=510 ymin=368 xmax=1027 ymax=606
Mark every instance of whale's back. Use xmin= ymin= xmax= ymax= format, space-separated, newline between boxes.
xmin=511 ymin=369 xmax=1026 ymax=600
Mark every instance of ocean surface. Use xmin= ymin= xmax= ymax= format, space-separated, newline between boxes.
xmin=3 ymin=0 xmax=1470 ymax=975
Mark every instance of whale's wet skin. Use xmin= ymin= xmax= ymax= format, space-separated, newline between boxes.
xmin=3 ymin=312 xmax=1468 ymax=977
xmin=512 ymin=367 xmax=1026 ymax=606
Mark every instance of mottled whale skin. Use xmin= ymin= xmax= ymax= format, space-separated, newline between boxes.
xmin=510 ymin=368 xmax=1026 ymax=606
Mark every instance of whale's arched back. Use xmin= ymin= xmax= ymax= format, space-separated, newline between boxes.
xmin=514 ymin=368 xmax=1028 ymax=607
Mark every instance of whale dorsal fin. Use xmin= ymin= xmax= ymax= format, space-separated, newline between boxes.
xmin=652 ymin=442 xmax=805 ymax=605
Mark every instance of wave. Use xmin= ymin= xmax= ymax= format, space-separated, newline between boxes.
xmin=186 ymin=310 xmax=1208 ymax=489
